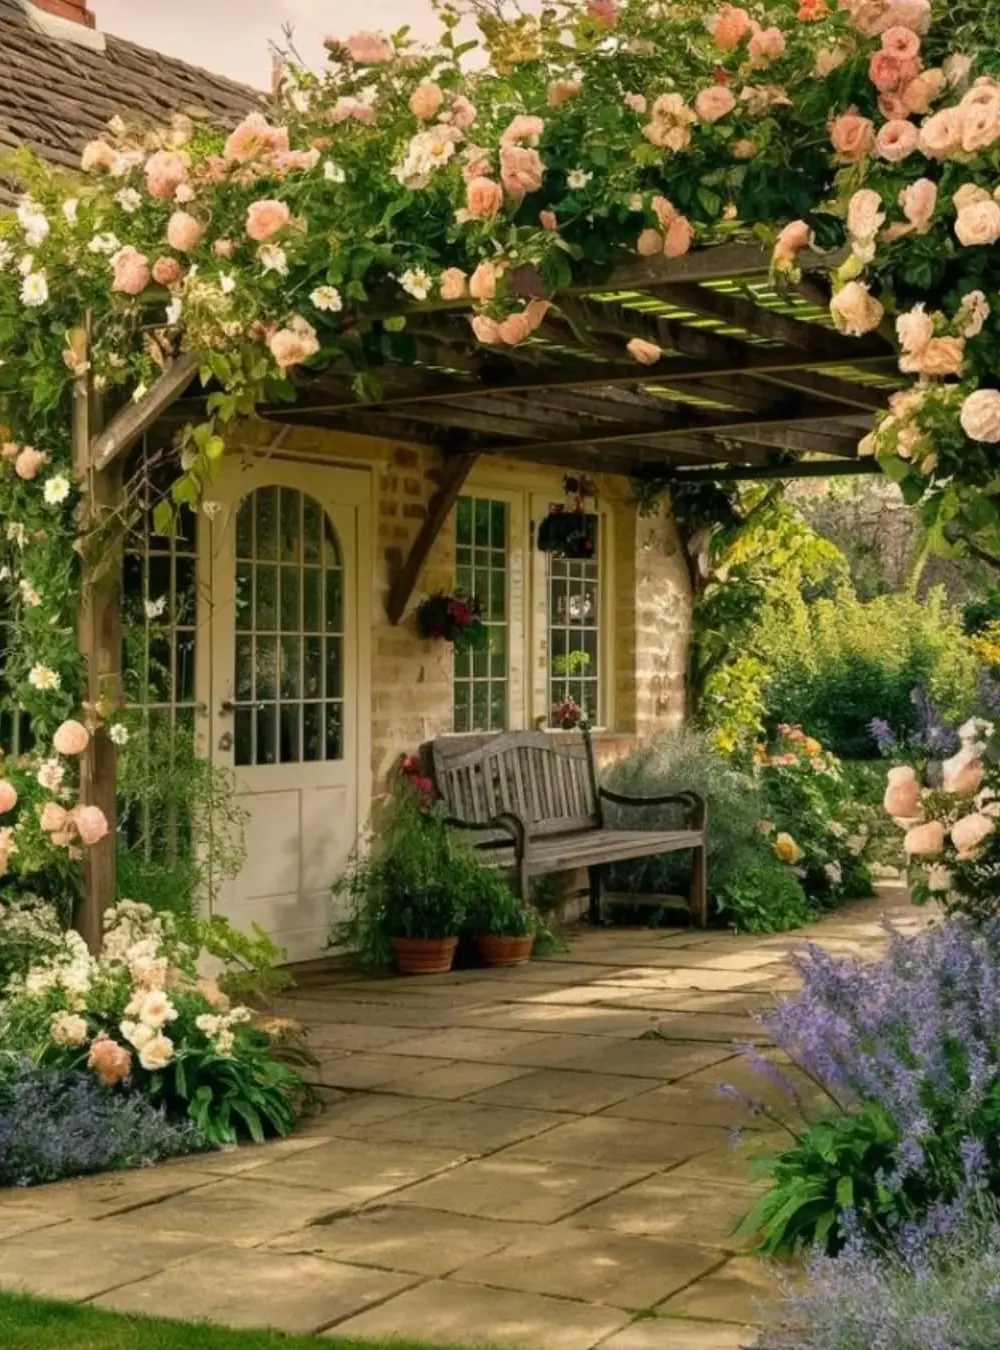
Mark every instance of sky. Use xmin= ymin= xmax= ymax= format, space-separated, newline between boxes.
xmin=95 ymin=0 xmax=442 ymax=88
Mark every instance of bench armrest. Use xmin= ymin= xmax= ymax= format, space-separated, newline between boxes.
xmin=599 ymin=787 xmax=707 ymax=832
xmin=443 ymin=811 xmax=528 ymax=860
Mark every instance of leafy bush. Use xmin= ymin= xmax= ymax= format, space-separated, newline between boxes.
xmin=741 ymin=921 xmax=1000 ymax=1255
xmin=758 ymin=586 xmax=978 ymax=759
xmin=0 ymin=1055 xmax=200 ymax=1187
xmin=715 ymin=855 xmax=812 ymax=935
xmin=465 ymin=869 xmax=535 ymax=938
xmin=757 ymin=1197 xmax=1000 ymax=1350
xmin=0 ymin=896 xmax=67 ymax=996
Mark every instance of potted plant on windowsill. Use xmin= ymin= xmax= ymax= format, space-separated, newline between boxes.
xmin=468 ymin=870 xmax=538 ymax=967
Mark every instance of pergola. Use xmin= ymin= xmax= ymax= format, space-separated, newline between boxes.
xmin=72 ymin=238 xmax=896 ymax=939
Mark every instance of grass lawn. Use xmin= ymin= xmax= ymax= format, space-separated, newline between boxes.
xmin=0 ymin=1292 xmax=468 ymax=1350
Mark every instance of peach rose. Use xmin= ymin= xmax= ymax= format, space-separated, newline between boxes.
xmin=166 ymin=211 xmax=204 ymax=253
xmin=586 ymin=0 xmax=619 ymax=27
xmin=912 ymin=336 xmax=964 ymax=377
xmin=39 ymin=801 xmax=68 ymax=833
xmin=904 ymin=820 xmax=945 ymax=856
xmin=14 ymin=447 xmax=47 ymax=480
xmin=471 ymin=314 xmax=502 ymax=344
xmin=81 ymin=139 xmax=119 ymax=173
xmin=451 ymin=95 xmax=478 ymax=130
xmin=214 ymin=238 xmax=236 ymax=259
xmin=884 ymin=780 xmax=920 ymax=816
xmin=748 ymin=26 xmax=786 ymax=65
xmin=500 ymin=115 xmax=545 ymax=148
xmin=246 ymin=199 xmax=290 ymax=243
xmin=223 ymin=112 xmax=290 ymax=163
xmin=539 ymin=210 xmax=558 ymax=231
xmin=959 ymin=84 xmax=1000 ymax=154
xmin=0 ymin=442 xmax=17 ymax=461
xmin=943 ymin=757 xmax=984 ymax=794
xmin=902 ymin=69 xmax=945 ymax=114
xmin=627 ymin=338 xmax=661 ymax=365
xmin=815 ymin=47 xmax=848 ymax=78
xmin=72 ymin=804 xmax=109 ymax=846
xmin=960 ymin=389 xmax=1000 ymax=442
xmin=88 ymin=1033 xmax=132 ymax=1087
xmin=952 ymin=812 xmax=995 ymax=857
xmin=0 ymin=780 xmax=16 ymax=814
xmin=774 ymin=219 xmax=811 ymax=265
xmin=830 ymin=281 xmax=884 ymax=336
xmin=439 ymin=268 xmax=468 ymax=301
xmin=112 ymin=246 xmax=151 ymax=296
xmin=343 ymin=31 xmax=394 ymax=63
xmin=877 ymin=119 xmax=919 ymax=161
xmin=466 ymin=176 xmax=504 ymax=220
xmin=899 ymin=177 xmax=936 ymax=231
xmin=500 ymin=145 xmax=545 ymax=199
xmin=152 ymin=256 xmax=182 ymax=285
xmin=547 ymin=80 xmax=582 ymax=108
xmin=713 ymin=5 xmax=753 ymax=49
xmin=918 ymin=106 xmax=963 ymax=159
xmin=881 ymin=24 xmax=921 ymax=60
xmin=848 ymin=188 xmax=885 ymax=241
xmin=624 ymin=92 xmax=647 ymax=115
xmin=145 ymin=150 xmax=189 ymax=200
xmin=956 ymin=200 xmax=1000 ymax=247
xmin=498 ymin=301 xmax=550 ymax=346
xmin=637 ymin=228 xmax=664 ymax=257
xmin=664 ymin=214 xmax=694 ymax=258
xmin=469 ymin=260 xmax=502 ymax=301
xmin=732 ymin=139 xmax=758 ymax=159
xmin=53 ymin=719 xmax=90 ymax=756
xmin=409 ymin=83 xmax=443 ymax=121
xmin=830 ymin=111 xmax=875 ymax=161
xmin=269 ymin=320 xmax=320 ymax=370
xmin=887 ymin=764 xmax=917 ymax=787
xmin=695 ymin=86 xmax=736 ymax=123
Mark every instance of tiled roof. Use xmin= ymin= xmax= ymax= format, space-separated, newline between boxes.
xmin=0 ymin=0 xmax=259 ymax=174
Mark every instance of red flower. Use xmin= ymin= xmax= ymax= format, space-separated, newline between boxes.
xmin=400 ymin=755 xmax=422 ymax=776
xmin=714 ymin=67 xmax=731 ymax=85
xmin=412 ymin=775 xmax=435 ymax=800
xmin=797 ymin=0 xmax=828 ymax=19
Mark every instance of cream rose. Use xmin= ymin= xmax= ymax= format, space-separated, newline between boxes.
xmin=847 ymin=188 xmax=885 ymax=241
xmin=960 ymin=389 xmax=1000 ymax=442
xmin=956 ymin=200 xmax=1000 ymax=247
xmin=899 ymin=177 xmax=937 ymax=231
xmin=138 ymin=1033 xmax=175 ymax=1072
xmin=918 ymin=106 xmax=963 ymax=159
xmin=830 ymin=281 xmax=885 ymax=336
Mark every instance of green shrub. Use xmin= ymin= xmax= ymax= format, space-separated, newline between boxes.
xmin=716 ymin=855 xmax=813 ymax=935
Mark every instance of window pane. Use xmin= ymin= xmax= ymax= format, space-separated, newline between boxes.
xmin=548 ymin=519 xmax=601 ymax=726
xmin=452 ymin=495 xmax=509 ymax=733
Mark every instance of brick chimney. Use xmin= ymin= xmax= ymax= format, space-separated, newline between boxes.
xmin=31 ymin=0 xmax=95 ymax=24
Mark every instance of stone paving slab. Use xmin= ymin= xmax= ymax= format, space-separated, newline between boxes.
xmin=102 ymin=1177 xmax=351 ymax=1244
xmin=95 ymin=1247 xmax=417 ymax=1334
xmin=566 ymin=1174 xmax=755 ymax=1248
xmin=470 ymin=1067 xmax=657 ymax=1114
xmin=661 ymin=1256 xmax=780 ymax=1325
xmin=332 ymin=1100 xmax=567 ymax=1153
xmin=498 ymin=1116 xmax=729 ymax=1171
xmin=244 ymin=1138 xmax=468 ymax=1201
xmin=552 ymin=1038 xmax=736 ymax=1082
xmin=600 ymin=1318 xmax=755 ymax=1350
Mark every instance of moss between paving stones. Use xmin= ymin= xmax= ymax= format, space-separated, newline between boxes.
xmin=0 ymin=1292 xmax=479 ymax=1350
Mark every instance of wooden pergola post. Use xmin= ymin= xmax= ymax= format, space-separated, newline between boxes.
xmin=71 ymin=324 xmax=122 ymax=952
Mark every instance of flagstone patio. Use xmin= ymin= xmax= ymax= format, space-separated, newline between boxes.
xmin=0 ymin=886 xmax=925 ymax=1350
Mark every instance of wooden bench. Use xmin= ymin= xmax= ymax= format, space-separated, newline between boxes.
xmin=429 ymin=729 xmax=708 ymax=928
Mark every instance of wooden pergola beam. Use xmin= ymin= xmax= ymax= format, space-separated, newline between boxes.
xmin=663 ymin=458 xmax=882 ymax=483
xmin=91 ymin=353 xmax=201 ymax=472
xmin=386 ymin=452 xmax=479 ymax=624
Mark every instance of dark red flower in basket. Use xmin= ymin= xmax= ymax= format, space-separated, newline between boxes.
xmin=400 ymin=755 xmax=422 ymax=777
xmin=412 ymin=775 xmax=436 ymax=803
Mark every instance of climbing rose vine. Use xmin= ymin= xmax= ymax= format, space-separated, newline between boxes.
xmin=0 ymin=0 xmax=999 ymax=887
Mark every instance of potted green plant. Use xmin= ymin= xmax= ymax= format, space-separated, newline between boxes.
xmin=333 ymin=776 xmax=468 ymax=975
xmin=467 ymin=869 xmax=538 ymax=967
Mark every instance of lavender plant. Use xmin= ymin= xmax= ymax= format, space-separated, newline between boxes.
xmin=0 ymin=1056 xmax=200 ymax=1187
xmin=755 ymin=1198 xmax=1000 ymax=1350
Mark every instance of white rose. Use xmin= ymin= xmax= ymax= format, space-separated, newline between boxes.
xmin=830 ymin=281 xmax=885 ymax=337
xmin=847 ymin=188 xmax=884 ymax=242
xmin=960 ymin=389 xmax=1000 ymax=442
xmin=50 ymin=1011 xmax=88 ymax=1047
xmin=955 ymin=200 xmax=1000 ymax=247
xmin=120 ymin=1018 xmax=155 ymax=1050
xmin=138 ymin=1033 xmax=175 ymax=1072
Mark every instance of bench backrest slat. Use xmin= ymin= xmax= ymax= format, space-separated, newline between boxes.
xmin=432 ymin=731 xmax=600 ymax=836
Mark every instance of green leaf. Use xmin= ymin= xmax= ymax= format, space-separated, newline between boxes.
xmin=152 ymin=501 xmax=174 ymax=537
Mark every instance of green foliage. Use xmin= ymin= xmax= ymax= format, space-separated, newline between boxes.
xmin=465 ymin=869 xmax=534 ymax=937
xmin=182 ymin=917 xmax=294 ymax=1005
xmin=715 ymin=856 xmax=812 ymax=935
xmin=963 ymin=581 xmax=1000 ymax=636
xmin=0 ymin=897 xmax=68 ymax=996
xmin=758 ymin=586 xmax=978 ymax=759
xmin=744 ymin=1106 xmax=912 ymax=1257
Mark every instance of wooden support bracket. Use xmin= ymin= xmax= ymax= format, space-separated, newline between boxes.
xmin=91 ymin=352 xmax=201 ymax=472
xmin=386 ymin=452 xmax=479 ymax=625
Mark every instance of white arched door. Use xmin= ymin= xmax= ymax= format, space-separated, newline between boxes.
xmin=206 ymin=458 xmax=370 ymax=962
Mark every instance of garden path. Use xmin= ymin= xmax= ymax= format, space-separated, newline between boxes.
xmin=0 ymin=886 xmax=929 ymax=1350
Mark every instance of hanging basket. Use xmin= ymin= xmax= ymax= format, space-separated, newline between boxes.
xmin=537 ymin=508 xmax=598 ymax=560
xmin=414 ymin=591 xmax=488 ymax=651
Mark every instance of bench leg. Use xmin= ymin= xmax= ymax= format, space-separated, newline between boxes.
xmin=691 ymin=845 xmax=708 ymax=929
xmin=588 ymin=864 xmax=604 ymax=926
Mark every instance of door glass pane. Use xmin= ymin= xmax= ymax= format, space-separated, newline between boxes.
xmin=232 ymin=488 xmax=346 ymax=767
xmin=548 ymin=518 xmax=601 ymax=725
xmin=453 ymin=495 xmax=508 ymax=732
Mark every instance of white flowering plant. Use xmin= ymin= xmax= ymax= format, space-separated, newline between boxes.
xmin=0 ymin=900 xmax=307 ymax=1147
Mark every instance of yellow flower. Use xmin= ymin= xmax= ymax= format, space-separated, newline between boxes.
xmin=774 ymin=832 xmax=804 ymax=864
xmin=802 ymin=737 xmax=823 ymax=758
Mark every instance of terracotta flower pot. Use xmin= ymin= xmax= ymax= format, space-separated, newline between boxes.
xmin=475 ymin=934 xmax=534 ymax=967
xmin=391 ymin=936 xmax=458 ymax=975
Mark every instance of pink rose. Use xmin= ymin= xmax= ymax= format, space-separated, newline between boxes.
xmin=14 ymin=447 xmax=47 ymax=480
xmin=246 ymin=199 xmax=291 ymax=242
xmin=451 ymin=96 xmax=478 ymax=130
xmin=904 ymin=820 xmax=945 ymax=857
xmin=145 ymin=150 xmax=189 ymax=200
xmin=869 ymin=50 xmax=919 ymax=93
xmin=748 ymin=26 xmax=787 ymax=65
xmin=899 ymin=177 xmax=936 ymax=230
xmin=166 ymin=211 xmax=204 ymax=253
xmin=664 ymin=214 xmax=694 ymax=258
xmin=830 ymin=280 xmax=884 ymax=336
xmin=624 ymin=93 xmax=647 ymax=115
xmin=627 ymin=338 xmax=662 ymax=365
xmin=830 ymin=111 xmax=875 ymax=161
xmin=213 ymin=238 xmax=236 ymax=259
xmin=0 ymin=780 xmax=16 ymax=814
xmin=53 ymin=720 xmax=90 ymax=756
xmin=500 ymin=145 xmax=545 ymax=200
xmin=956 ymin=200 xmax=1000 ymax=247
xmin=330 ymin=98 xmax=376 ymax=126
xmin=500 ymin=115 xmax=545 ymax=148
xmin=439 ymin=268 xmax=468 ymax=301
xmin=462 ymin=147 xmax=492 ymax=182
xmin=637 ymin=228 xmax=664 ymax=256
xmin=881 ymin=23 xmax=920 ymax=59
xmin=876 ymin=118 xmax=919 ymax=160
xmin=409 ymin=83 xmax=444 ymax=121
xmin=72 ymin=804 xmax=109 ymax=847
xmin=88 ymin=1033 xmax=132 ymax=1088
xmin=469 ymin=260 xmax=502 ymax=301
xmin=471 ymin=315 xmax=502 ymax=344
xmin=343 ymin=31 xmax=394 ymax=64
xmin=112 ymin=246 xmax=151 ymax=296
xmin=695 ymin=86 xmax=736 ymax=122
xmin=39 ymin=801 xmax=68 ymax=833
xmin=774 ymin=219 xmax=811 ymax=264
xmin=713 ymin=5 xmax=753 ymax=49
xmin=878 ymin=93 xmax=908 ymax=120
xmin=465 ymin=176 xmax=504 ymax=220
xmin=918 ymin=106 xmax=963 ymax=159
xmin=223 ymin=112 xmax=290 ymax=164
xmin=269 ymin=319 xmax=320 ymax=370
xmin=152 ymin=256 xmax=182 ymax=285
xmin=959 ymin=84 xmax=1000 ymax=153
xmin=547 ymin=80 xmax=582 ymax=108
xmin=586 ymin=0 xmax=619 ymax=28
xmin=539 ymin=210 xmax=558 ymax=231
